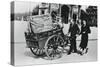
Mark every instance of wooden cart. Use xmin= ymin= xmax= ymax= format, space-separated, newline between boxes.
xmin=25 ymin=15 xmax=69 ymax=60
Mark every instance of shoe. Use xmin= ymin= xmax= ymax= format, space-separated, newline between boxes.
xmin=67 ymin=52 xmax=71 ymax=55
xmin=77 ymin=50 xmax=81 ymax=54
xmin=80 ymin=52 xmax=84 ymax=56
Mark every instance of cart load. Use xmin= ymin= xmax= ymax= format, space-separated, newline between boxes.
xmin=27 ymin=15 xmax=58 ymax=33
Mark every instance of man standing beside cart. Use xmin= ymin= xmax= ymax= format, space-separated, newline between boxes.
xmin=68 ymin=19 xmax=80 ymax=55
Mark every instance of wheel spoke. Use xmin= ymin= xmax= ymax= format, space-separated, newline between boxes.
xmin=36 ymin=48 xmax=39 ymax=54
xmin=53 ymin=36 xmax=56 ymax=42
xmin=38 ymin=49 xmax=41 ymax=54
xmin=33 ymin=48 xmax=37 ymax=52
xmin=47 ymin=48 xmax=53 ymax=55
xmin=56 ymin=37 xmax=59 ymax=42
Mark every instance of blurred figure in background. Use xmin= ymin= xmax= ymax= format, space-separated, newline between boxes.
xmin=51 ymin=11 xmax=57 ymax=23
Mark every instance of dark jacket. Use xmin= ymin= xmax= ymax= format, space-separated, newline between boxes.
xmin=69 ymin=23 xmax=80 ymax=37
xmin=80 ymin=25 xmax=91 ymax=34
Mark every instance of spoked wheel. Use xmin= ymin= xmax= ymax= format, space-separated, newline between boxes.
xmin=30 ymin=47 xmax=45 ymax=56
xmin=44 ymin=35 xmax=64 ymax=60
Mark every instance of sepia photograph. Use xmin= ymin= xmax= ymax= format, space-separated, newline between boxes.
xmin=11 ymin=1 xmax=98 ymax=66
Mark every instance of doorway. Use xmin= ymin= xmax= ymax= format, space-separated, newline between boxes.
xmin=61 ymin=5 xmax=69 ymax=24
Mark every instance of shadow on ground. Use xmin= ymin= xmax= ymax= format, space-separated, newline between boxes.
xmin=24 ymin=51 xmax=41 ymax=59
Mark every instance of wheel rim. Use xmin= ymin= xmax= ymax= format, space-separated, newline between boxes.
xmin=44 ymin=35 xmax=64 ymax=60
xmin=30 ymin=47 xmax=44 ymax=56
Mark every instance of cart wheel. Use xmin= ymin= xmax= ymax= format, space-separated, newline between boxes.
xmin=44 ymin=35 xmax=64 ymax=60
xmin=30 ymin=47 xmax=45 ymax=56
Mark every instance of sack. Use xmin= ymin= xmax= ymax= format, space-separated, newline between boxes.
xmin=29 ymin=15 xmax=54 ymax=33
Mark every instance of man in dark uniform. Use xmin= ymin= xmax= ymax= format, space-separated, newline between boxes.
xmin=68 ymin=19 xmax=80 ymax=55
